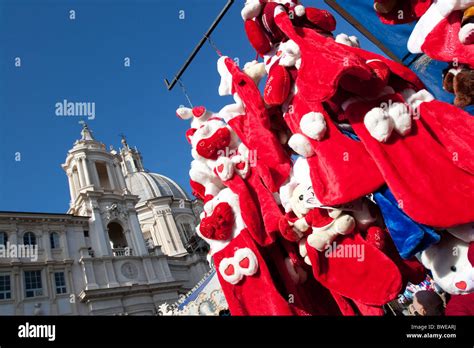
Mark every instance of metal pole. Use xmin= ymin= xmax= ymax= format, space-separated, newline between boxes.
xmin=164 ymin=0 xmax=235 ymax=91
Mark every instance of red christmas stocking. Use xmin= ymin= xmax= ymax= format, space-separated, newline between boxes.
xmin=345 ymin=94 xmax=474 ymax=228
xmin=305 ymin=232 xmax=402 ymax=306
xmin=213 ymin=228 xmax=297 ymax=315
xmin=285 ymin=93 xmax=385 ymax=205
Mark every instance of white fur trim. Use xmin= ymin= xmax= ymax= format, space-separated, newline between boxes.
xmin=241 ymin=0 xmax=262 ymax=20
xmin=408 ymin=2 xmax=448 ymax=53
xmin=288 ymin=134 xmax=315 ymax=157
xmin=300 ymin=112 xmax=327 ymax=140
xmin=459 ymin=23 xmax=474 ymax=44
xmin=218 ymin=258 xmax=242 ymax=284
xmin=274 ymin=4 xmax=286 ymax=16
xmin=217 ymin=56 xmax=233 ymax=96
xmin=364 ymin=107 xmax=394 ymax=142
xmin=402 ymin=88 xmax=435 ymax=109
xmin=387 ymin=102 xmax=412 ymax=136
xmin=234 ymin=248 xmax=259 ymax=276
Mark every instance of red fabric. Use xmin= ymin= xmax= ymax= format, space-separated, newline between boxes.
xmin=266 ymin=238 xmax=342 ymax=315
xmin=199 ymin=202 xmax=234 ymax=241
xmin=264 ymin=63 xmax=292 ymax=106
xmin=225 ymin=58 xmax=291 ymax=191
xmin=420 ymin=101 xmax=474 ymax=175
xmin=220 ymin=169 xmax=276 ymax=246
xmin=275 ymin=10 xmax=374 ymax=102
xmin=375 ymin=0 xmax=432 ymax=24
xmin=285 ymin=93 xmax=385 ymax=205
xmin=345 ymin=95 xmax=474 ymax=228
xmin=365 ymin=226 xmax=426 ymax=287
xmin=422 ymin=10 xmax=474 ymax=68
xmin=446 ymin=292 xmax=474 ymax=316
xmin=189 ymin=179 xmax=205 ymax=201
xmin=279 ymin=212 xmax=304 ymax=242
xmin=304 ymin=7 xmax=336 ymax=32
xmin=305 ymin=208 xmax=334 ymax=228
xmin=305 ymin=232 xmax=402 ymax=306
xmin=341 ymin=44 xmax=425 ymax=91
xmin=196 ymin=127 xmax=231 ymax=160
xmin=468 ymin=242 xmax=474 ymax=266
xmin=245 ymin=19 xmax=272 ymax=56
xmin=213 ymin=229 xmax=297 ymax=315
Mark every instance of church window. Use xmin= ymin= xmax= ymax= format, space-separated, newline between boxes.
xmin=23 ymin=232 xmax=37 ymax=246
xmin=50 ymin=232 xmax=60 ymax=249
xmin=24 ymin=270 xmax=43 ymax=298
xmin=54 ymin=272 xmax=67 ymax=294
xmin=0 ymin=273 xmax=11 ymax=300
xmin=95 ymin=162 xmax=111 ymax=189
xmin=83 ymin=230 xmax=89 ymax=238
xmin=0 ymin=232 xmax=7 ymax=247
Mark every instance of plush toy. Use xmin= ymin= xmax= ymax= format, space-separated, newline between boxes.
xmin=460 ymin=5 xmax=474 ymax=44
xmin=408 ymin=0 xmax=474 ymax=68
xmin=443 ymin=65 xmax=474 ymax=107
xmin=278 ymin=158 xmax=356 ymax=246
xmin=201 ymin=188 xmax=339 ymax=315
xmin=421 ymin=232 xmax=474 ymax=295
xmin=278 ymin=158 xmax=403 ymax=316
xmin=374 ymin=0 xmax=432 ymax=24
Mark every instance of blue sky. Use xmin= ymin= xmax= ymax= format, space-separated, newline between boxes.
xmin=0 ymin=0 xmax=383 ymax=213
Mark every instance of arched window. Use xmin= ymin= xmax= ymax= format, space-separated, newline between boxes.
xmin=0 ymin=232 xmax=7 ymax=247
xmin=23 ymin=232 xmax=37 ymax=246
xmin=50 ymin=232 xmax=60 ymax=249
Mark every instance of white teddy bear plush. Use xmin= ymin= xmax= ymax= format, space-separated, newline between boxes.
xmin=421 ymin=231 xmax=474 ymax=295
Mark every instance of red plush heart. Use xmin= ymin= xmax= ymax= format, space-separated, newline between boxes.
xmin=239 ymin=257 xmax=250 ymax=269
xmin=455 ymin=281 xmax=467 ymax=290
xmin=199 ymin=202 xmax=235 ymax=241
xmin=196 ymin=127 xmax=231 ymax=160
xmin=192 ymin=106 xmax=206 ymax=117
xmin=235 ymin=161 xmax=246 ymax=170
xmin=189 ymin=179 xmax=205 ymax=201
xmin=224 ymin=264 xmax=235 ymax=276
xmin=264 ymin=64 xmax=291 ymax=106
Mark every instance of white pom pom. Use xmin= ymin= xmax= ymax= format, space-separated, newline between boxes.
xmin=299 ymin=112 xmax=327 ymax=140
xmin=387 ymin=102 xmax=412 ymax=136
xmin=294 ymin=4 xmax=305 ymax=16
xmin=364 ymin=107 xmax=394 ymax=142
xmin=288 ymin=134 xmax=315 ymax=157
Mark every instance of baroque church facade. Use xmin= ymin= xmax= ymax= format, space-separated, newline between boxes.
xmin=0 ymin=125 xmax=209 ymax=315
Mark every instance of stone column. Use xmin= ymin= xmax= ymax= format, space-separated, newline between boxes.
xmin=82 ymin=158 xmax=92 ymax=186
xmin=67 ymin=172 xmax=76 ymax=202
xmin=164 ymin=209 xmax=186 ymax=254
xmin=106 ymin=164 xmax=116 ymax=190
xmin=76 ymin=158 xmax=85 ymax=189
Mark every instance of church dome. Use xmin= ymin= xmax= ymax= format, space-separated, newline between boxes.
xmin=125 ymin=172 xmax=190 ymax=203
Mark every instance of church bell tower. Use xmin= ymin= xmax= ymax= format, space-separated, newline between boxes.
xmin=62 ymin=124 xmax=148 ymax=258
